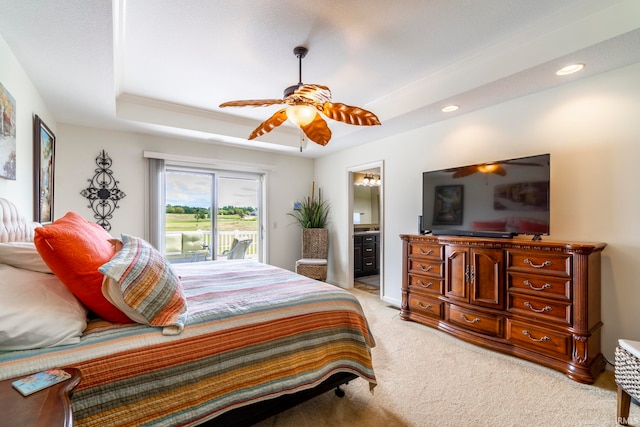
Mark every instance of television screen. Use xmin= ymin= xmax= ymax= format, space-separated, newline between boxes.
xmin=422 ymin=154 xmax=550 ymax=237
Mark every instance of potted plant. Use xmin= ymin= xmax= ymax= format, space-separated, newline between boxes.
xmin=289 ymin=182 xmax=330 ymax=279
xmin=288 ymin=181 xmax=330 ymax=229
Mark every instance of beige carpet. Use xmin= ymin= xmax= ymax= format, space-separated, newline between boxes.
xmin=256 ymin=289 xmax=639 ymax=427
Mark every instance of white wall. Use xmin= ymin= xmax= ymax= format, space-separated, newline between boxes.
xmin=0 ymin=35 xmax=55 ymax=213
xmin=315 ymin=62 xmax=640 ymax=363
xmin=55 ymin=125 xmax=315 ymax=270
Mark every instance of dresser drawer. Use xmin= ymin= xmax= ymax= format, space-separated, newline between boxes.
xmin=508 ymin=294 xmax=572 ymax=325
xmin=409 ymin=242 xmax=444 ymax=260
xmin=408 ymin=274 xmax=444 ymax=295
xmin=508 ymin=273 xmax=571 ymax=300
xmin=409 ymin=259 xmax=443 ymax=277
xmin=408 ymin=294 xmax=443 ymax=319
xmin=362 ymin=256 xmax=376 ymax=273
xmin=448 ymin=304 xmax=503 ymax=337
xmin=506 ymin=250 xmax=571 ymax=277
xmin=361 ymin=234 xmax=378 ymax=244
xmin=362 ymin=243 xmax=376 ymax=256
xmin=507 ymin=320 xmax=571 ymax=357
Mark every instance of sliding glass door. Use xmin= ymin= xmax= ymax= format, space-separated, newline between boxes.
xmin=164 ymin=167 xmax=262 ymax=263
xmin=215 ymin=175 xmax=261 ymax=260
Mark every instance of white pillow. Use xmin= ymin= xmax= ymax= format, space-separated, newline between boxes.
xmin=0 ymin=264 xmax=88 ymax=350
xmin=0 ymin=242 xmax=52 ymax=273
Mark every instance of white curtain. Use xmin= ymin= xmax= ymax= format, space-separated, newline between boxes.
xmin=147 ymin=158 xmax=165 ymax=250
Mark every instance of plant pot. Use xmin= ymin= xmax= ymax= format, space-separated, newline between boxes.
xmin=301 ymin=228 xmax=328 ymax=259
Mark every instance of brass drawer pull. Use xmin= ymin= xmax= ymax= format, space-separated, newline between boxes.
xmin=524 ymin=301 xmax=552 ymax=313
xmin=524 ymin=280 xmax=552 ymax=291
xmin=419 ymin=264 xmax=433 ymax=272
xmin=419 ymin=248 xmax=434 ymax=256
xmin=523 ymin=258 xmax=552 ymax=269
xmin=460 ymin=313 xmax=480 ymax=324
xmin=522 ymin=330 xmax=551 ymax=342
xmin=417 ymin=280 xmax=433 ymax=288
xmin=417 ymin=301 xmax=432 ymax=310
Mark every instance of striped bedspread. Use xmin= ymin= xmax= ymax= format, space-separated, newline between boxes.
xmin=0 ymin=260 xmax=376 ymax=426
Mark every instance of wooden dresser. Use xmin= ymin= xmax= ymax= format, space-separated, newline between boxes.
xmin=400 ymin=234 xmax=606 ymax=384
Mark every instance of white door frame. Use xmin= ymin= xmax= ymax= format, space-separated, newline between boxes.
xmin=346 ymin=160 xmax=384 ymax=296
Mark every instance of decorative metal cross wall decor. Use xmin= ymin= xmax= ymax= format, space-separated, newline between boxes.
xmin=80 ymin=150 xmax=126 ymax=231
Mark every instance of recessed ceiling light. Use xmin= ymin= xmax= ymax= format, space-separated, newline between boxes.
xmin=442 ymin=105 xmax=459 ymax=113
xmin=556 ymin=63 xmax=585 ymax=76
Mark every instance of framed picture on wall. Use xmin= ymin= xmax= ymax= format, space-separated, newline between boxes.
xmin=0 ymin=82 xmax=17 ymax=180
xmin=33 ymin=115 xmax=56 ymax=223
xmin=432 ymin=185 xmax=463 ymax=225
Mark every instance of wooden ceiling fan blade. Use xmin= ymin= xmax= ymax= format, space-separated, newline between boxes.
xmin=492 ymin=165 xmax=507 ymax=176
xmin=248 ymin=109 xmax=288 ymax=140
xmin=220 ymin=99 xmax=285 ymax=108
xmin=300 ymin=114 xmax=332 ymax=146
xmin=451 ymin=167 xmax=478 ymax=178
xmin=322 ymin=102 xmax=381 ymax=126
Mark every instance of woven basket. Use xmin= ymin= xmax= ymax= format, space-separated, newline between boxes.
xmin=615 ymin=346 xmax=640 ymax=400
xmin=301 ymin=228 xmax=328 ymax=259
xmin=295 ymin=263 xmax=327 ymax=281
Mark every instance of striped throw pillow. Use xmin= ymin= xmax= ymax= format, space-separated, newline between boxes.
xmin=99 ymin=234 xmax=188 ymax=335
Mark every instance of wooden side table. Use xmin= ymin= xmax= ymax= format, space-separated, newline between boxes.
xmin=0 ymin=367 xmax=81 ymax=427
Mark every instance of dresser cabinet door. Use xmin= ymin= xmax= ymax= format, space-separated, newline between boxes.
xmin=470 ymin=248 xmax=503 ymax=309
xmin=445 ymin=246 xmax=503 ymax=309
xmin=354 ymin=244 xmax=362 ymax=275
xmin=444 ymin=246 xmax=468 ymax=302
xmin=354 ymin=236 xmax=362 ymax=276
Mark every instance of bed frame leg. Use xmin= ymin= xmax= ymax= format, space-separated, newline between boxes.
xmin=335 ymin=380 xmax=350 ymax=397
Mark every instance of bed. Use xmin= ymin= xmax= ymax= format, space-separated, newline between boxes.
xmin=0 ymin=198 xmax=376 ymax=426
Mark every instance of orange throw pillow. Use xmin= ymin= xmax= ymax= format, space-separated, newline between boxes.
xmin=34 ymin=212 xmax=132 ymax=323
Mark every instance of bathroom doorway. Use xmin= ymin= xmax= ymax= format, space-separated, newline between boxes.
xmin=348 ymin=162 xmax=383 ymax=297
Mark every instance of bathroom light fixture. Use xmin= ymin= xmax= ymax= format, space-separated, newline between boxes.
xmin=556 ymin=63 xmax=585 ymax=76
xmin=355 ymin=173 xmax=381 ymax=186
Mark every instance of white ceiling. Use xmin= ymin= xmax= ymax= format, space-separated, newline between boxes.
xmin=1 ymin=0 xmax=639 ymax=158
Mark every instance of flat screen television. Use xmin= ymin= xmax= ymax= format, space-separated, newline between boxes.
xmin=421 ymin=153 xmax=550 ymax=238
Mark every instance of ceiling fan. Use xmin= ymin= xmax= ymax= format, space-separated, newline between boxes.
xmin=219 ymin=46 xmax=381 ymax=147
xmin=446 ymin=160 xmax=544 ymax=178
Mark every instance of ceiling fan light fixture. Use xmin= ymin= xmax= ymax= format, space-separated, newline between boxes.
xmin=477 ymin=163 xmax=498 ymax=173
xmin=219 ymin=45 xmax=380 ymax=148
xmin=287 ymin=104 xmax=316 ymax=126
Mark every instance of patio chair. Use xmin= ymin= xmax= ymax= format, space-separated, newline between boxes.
xmin=222 ymin=237 xmax=252 ymax=260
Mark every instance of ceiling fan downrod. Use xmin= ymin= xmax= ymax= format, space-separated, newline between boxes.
xmin=294 ymin=46 xmax=307 ymax=85
xmin=284 ymin=46 xmax=308 ymax=98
